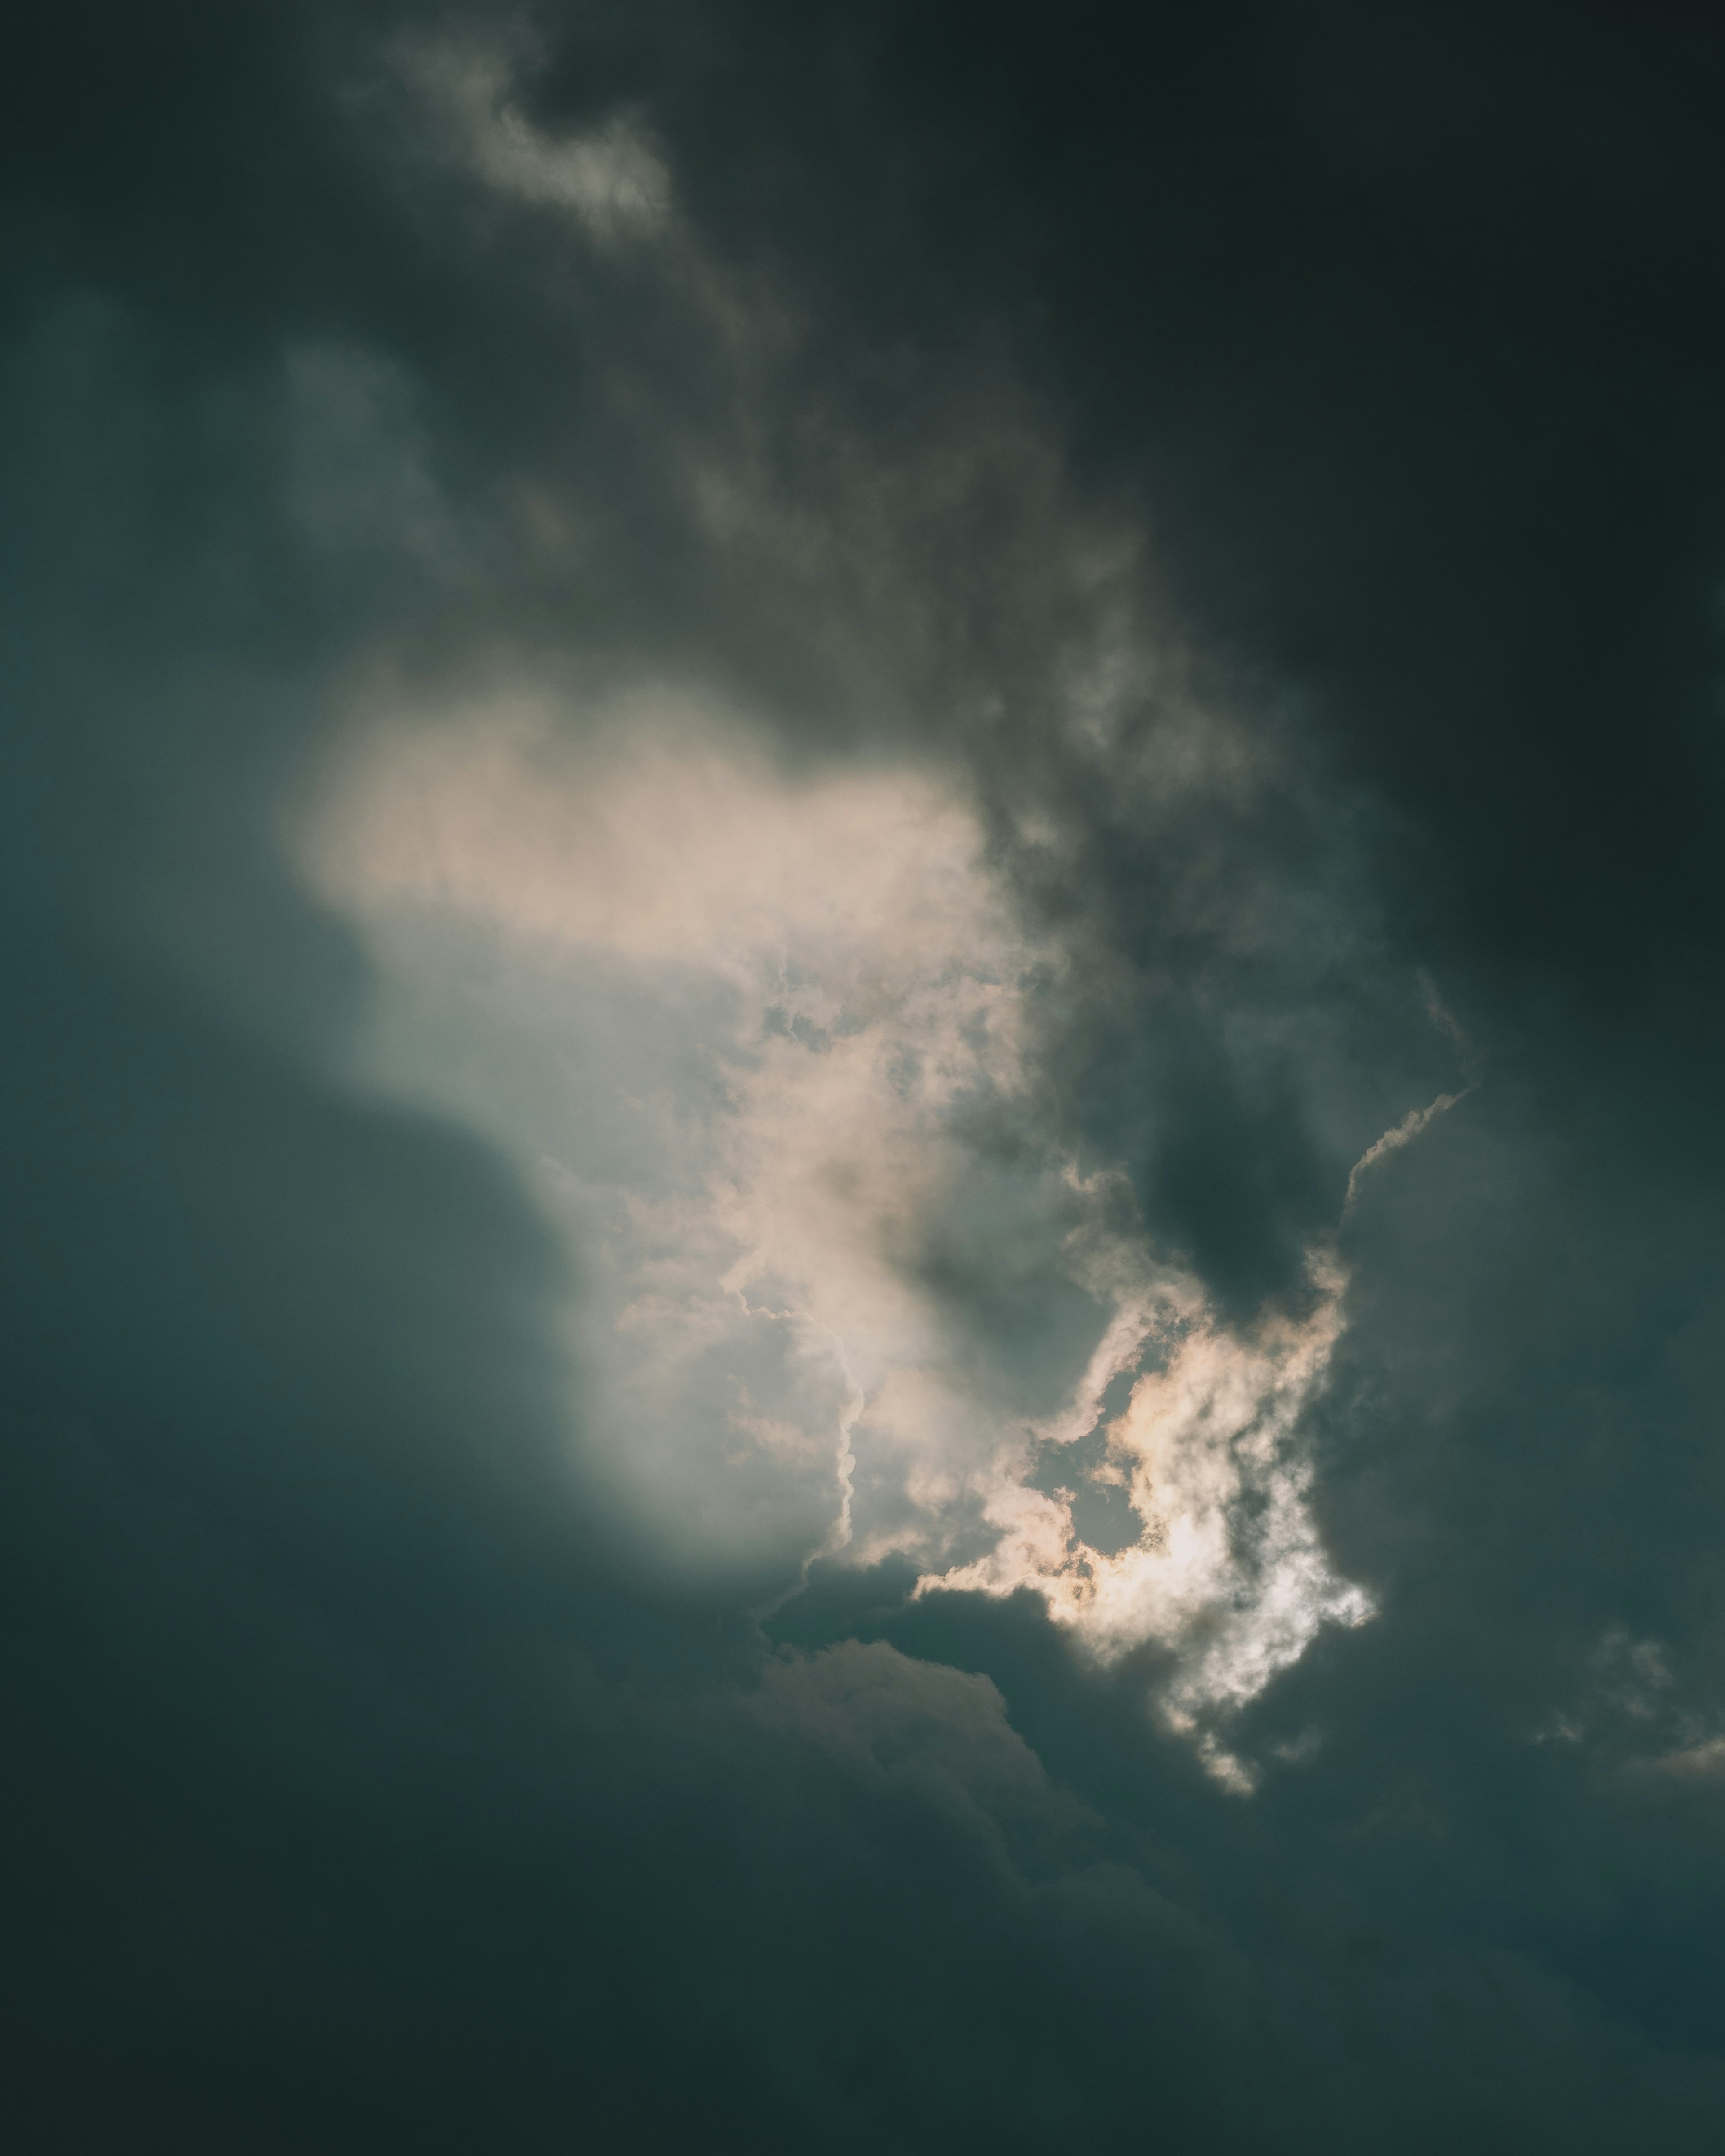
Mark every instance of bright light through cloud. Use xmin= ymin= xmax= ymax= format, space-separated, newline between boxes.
xmin=302 ymin=683 xmax=1374 ymax=1768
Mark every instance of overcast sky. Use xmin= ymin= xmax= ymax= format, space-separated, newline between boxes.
xmin=7 ymin=4 xmax=1725 ymax=2149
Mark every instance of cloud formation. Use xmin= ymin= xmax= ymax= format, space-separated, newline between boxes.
xmin=305 ymin=681 xmax=1377 ymax=1756
xmin=7 ymin=3 xmax=1725 ymax=2150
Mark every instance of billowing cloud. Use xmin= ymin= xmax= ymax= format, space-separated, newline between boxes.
xmin=303 ymin=676 xmax=1377 ymax=1759
xmin=10 ymin=3 xmax=1725 ymax=2147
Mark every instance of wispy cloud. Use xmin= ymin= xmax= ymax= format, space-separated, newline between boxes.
xmin=398 ymin=38 xmax=671 ymax=241
xmin=1343 ymin=1087 xmax=1468 ymax=1219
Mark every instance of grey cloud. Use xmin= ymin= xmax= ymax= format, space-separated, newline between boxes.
xmin=7 ymin=2 xmax=1725 ymax=2150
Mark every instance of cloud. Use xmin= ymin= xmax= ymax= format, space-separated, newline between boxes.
xmin=399 ymin=36 xmax=671 ymax=241
xmin=301 ymin=677 xmax=1382 ymax=1763
xmin=928 ymin=1243 xmax=1371 ymax=1787
xmin=9 ymin=4 xmax=1725 ymax=2147
xmin=1343 ymin=1087 xmax=1468 ymax=1219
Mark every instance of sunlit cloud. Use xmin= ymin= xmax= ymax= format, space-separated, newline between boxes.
xmin=301 ymin=683 xmax=1377 ymax=1767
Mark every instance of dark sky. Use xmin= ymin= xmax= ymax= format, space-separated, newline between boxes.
xmin=7 ymin=4 xmax=1725 ymax=2149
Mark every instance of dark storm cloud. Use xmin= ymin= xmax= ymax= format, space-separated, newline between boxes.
xmin=6 ymin=2 xmax=1725 ymax=2150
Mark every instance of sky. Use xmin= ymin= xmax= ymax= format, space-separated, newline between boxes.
xmin=5 ymin=3 xmax=1725 ymax=2148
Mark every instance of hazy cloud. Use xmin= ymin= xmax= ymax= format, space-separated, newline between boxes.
xmin=8 ymin=4 xmax=1725 ymax=2149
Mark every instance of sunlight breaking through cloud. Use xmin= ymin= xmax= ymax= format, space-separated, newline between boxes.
xmin=302 ymin=686 xmax=1377 ymax=1767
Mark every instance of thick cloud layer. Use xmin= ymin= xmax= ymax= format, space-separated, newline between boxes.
xmin=5 ymin=3 xmax=1725 ymax=2149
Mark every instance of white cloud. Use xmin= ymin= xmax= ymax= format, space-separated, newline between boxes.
xmin=926 ymin=1245 xmax=1370 ymax=1791
xmin=300 ymin=684 xmax=1375 ymax=1770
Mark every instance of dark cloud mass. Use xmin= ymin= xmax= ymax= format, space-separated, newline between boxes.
xmin=6 ymin=2 xmax=1725 ymax=2148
